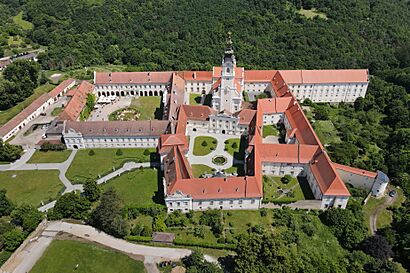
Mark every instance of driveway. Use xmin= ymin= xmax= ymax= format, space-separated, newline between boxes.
xmin=369 ymin=193 xmax=397 ymax=235
xmin=89 ymin=97 xmax=132 ymax=121
xmin=1 ymin=221 xmax=191 ymax=273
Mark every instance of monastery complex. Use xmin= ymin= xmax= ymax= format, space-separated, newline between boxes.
xmin=0 ymin=34 xmax=389 ymax=212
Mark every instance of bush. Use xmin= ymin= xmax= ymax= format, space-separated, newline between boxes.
xmin=88 ymin=149 xmax=95 ymax=156
xmin=152 ymin=215 xmax=167 ymax=232
xmin=260 ymin=209 xmax=268 ymax=217
xmin=281 ymin=175 xmax=292 ymax=184
xmin=194 ymin=226 xmax=205 ymax=238
xmin=3 ymin=229 xmax=25 ymax=251
xmin=40 ymin=142 xmax=66 ymax=151
xmin=125 ymin=204 xmax=166 ymax=218
xmin=201 ymin=140 xmax=208 ymax=147
xmin=227 ymin=212 xmax=232 ymax=216
xmin=131 ymin=223 xmax=144 ymax=236
xmin=217 ymin=237 xmax=226 ymax=244
xmin=143 ymin=149 xmax=150 ymax=156
xmin=115 ymin=149 xmax=123 ymax=156
xmin=231 ymin=142 xmax=238 ymax=149
xmin=140 ymin=225 xmax=153 ymax=237
xmin=173 ymin=239 xmax=236 ymax=250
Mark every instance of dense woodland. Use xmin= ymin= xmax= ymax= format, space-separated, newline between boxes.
xmin=0 ymin=0 xmax=409 ymax=272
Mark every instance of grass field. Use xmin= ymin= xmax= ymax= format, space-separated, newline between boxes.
xmin=101 ymin=168 xmax=161 ymax=206
xmin=0 ymin=83 xmax=56 ymax=126
xmin=193 ymin=136 xmax=217 ymax=156
xmin=66 ymin=148 xmax=156 ymax=183
xmin=192 ymin=164 xmax=214 ymax=178
xmin=262 ymin=125 xmax=279 ymax=138
xmin=263 ymin=175 xmax=312 ymax=203
xmin=297 ymin=8 xmax=327 ymax=19
xmin=189 ymin=94 xmax=202 ymax=105
xmin=130 ymin=97 xmax=162 ymax=120
xmin=13 ymin=11 xmax=34 ymax=30
xmin=30 ymin=240 xmax=146 ymax=273
xmin=27 ymin=150 xmax=72 ymax=163
xmin=0 ymin=170 xmax=62 ymax=207
xmin=51 ymin=107 xmax=63 ymax=117
xmin=224 ymin=138 xmax=240 ymax=156
xmin=313 ymin=120 xmax=341 ymax=145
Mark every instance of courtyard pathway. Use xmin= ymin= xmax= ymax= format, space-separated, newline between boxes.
xmin=96 ymin=161 xmax=159 ymax=184
xmin=186 ymin=131 xmax=244 ymax=171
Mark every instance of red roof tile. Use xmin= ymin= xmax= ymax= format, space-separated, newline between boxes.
xmin=244 ymin=70 xmax=277 ymax=82
xmin=59 ymin=81 xmax=94 ymax=121
xmin=279 ymin=69 xmax=369 ymax=84
xmin=178 ymin=71 xmax=213 ymax=81
xmin=95 ymin=71 xmax=173 ymax=84
xmin=333 ymin=163 xmax=377 ymax=178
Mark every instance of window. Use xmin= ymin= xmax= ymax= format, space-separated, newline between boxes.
xmin=210 ymin=201 xmax=214 ymax=205
xmin=177 ymin=202 xmax=180 ymax=207
xmin=251 ymin=200 xmax=255 ymax=204
xmin=219 ymin=201 xmax=223 ymax=205
xmin=239 ymin=200 xmax=243 ymax=204
xmin=229 ymin=200 xmax=233 ymax=204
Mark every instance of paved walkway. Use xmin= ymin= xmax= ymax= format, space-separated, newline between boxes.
xmin=261 ymin=200 xmax=322 ymax=210
xmin=369 ymin=193 xmax=397 ymax=235
xmin=186 ymin=131 xmax=243 ymax=171
xmin=96 ymin=161 xmax=158 ymax=184
xmin=0 ymin=221 xmax=191 ymax=273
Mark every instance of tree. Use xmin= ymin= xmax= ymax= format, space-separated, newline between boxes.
xmin=3 ymin=229 xmax=25 ymax=251
xmin=83 ymin=180 xmax=101 ymax=202
xmin=201 ymin=140 xmax=208 ymax=147
xmin=88 ymin=149 xmax=95 ymax=156
xmin=0 ymin=189 xmax=13 ymax=217
xmin=152 ymin=215 xmax=167 ymax=232
xmin=231 ymin=142 xmax=238 ymax=149
xmin=183 ymin=251 xmax=222 ymax=273
xmin=11 ymin=204 xmax=43 ymax=232
xmin=115 ymin=149 xmax=123 ymax=156
xmin=0 ymin=140 xmax=23 ymax=162
xmin=143 ymin=149 xmax=150 ymax=156
xmin=281 ymin=175 xmax=292 ymax=184
xmin=51 ymin=192 xmax=91 ymax=220
xmin=361 ymin=235 xmax=393 ymax=260
xmin=89 ymin=188 xmax=129 ymax=238
xmin=314 ymin=106 xmax=330 ymax=120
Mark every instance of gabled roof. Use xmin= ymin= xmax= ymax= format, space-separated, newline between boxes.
xmin=244 ymin=70 xmax=277 ymax=82
xmin=258 ymin=144 xmax=320 ymax=164
xmin=179 ymin=105 xmax=216 ymax=121
xmin=59 ymin=81 xmax=94 ymax=121
xmin=159 ymin=133 xmax=188 ymax=154
xmin=167 ymin=73 xmax=185 ymax=121
xmin=177 ymin=71 xmax=213 ymax=81
xmin=279 ymin=69 xmax=369 ymax=84
xmin=235 ymin=109 xmax=256 ymax=125
xmin=333 ymin=163 xmax=377 ymax=178
xmin=212 ymin=66 xmax=244 ymax=79
xmin=95 ymin=71 xmax=173 ymax=84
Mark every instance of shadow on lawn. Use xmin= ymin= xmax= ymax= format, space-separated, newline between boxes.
xmin=297 ymin=176 xmax=315 ymax=199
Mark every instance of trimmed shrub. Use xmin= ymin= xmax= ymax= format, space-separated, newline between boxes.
xmin=143 ymin=149 xmax=150 ymax=156
xmin=201 ymin=140 xmax=208 ymax=147
xmin=88 ymin=149 xmax=95 ymax=156
xmin=281 ymin=175 xmax=292 ymax=184
xmin=173 ymin=239 xmax=236 ymax=250
xmin=116 ymin=149 xmax=123 ymax=156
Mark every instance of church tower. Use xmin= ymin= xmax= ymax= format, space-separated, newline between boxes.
xmin=212 ymin=32 xmax=243 ymax=114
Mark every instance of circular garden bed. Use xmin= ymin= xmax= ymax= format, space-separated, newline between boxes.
xmin=212 ymin=155 xmax=227 ymax=165
xmin=109 ymin=107 xmax=141 ymax=121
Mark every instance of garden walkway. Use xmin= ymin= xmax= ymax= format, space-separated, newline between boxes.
xmin=187 ymin=131 xmax=243 ymax=170
xmin=96 ymin=161 xmax=159 ymax=184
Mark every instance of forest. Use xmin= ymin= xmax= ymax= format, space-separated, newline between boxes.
xmin=0 ymin=0 xmax=409 ymax=272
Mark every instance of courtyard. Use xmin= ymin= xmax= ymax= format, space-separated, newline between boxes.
xmin=262 ymin=175 xmax=315 ymax=203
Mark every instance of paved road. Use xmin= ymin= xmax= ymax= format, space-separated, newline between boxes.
xmin=1 ymin=221 xmax=191 ymax=273
xmin=369 ymin=193 xmax=397 ymax=235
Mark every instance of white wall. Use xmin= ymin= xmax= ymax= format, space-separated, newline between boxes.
xmin=185 ymin=81 xmax=212 ymax=94
xmin=95 ymin=83 xmax=168 ymax=97
xmin=336 ymin=169 xmax=375 ymax=190
xmin=64 ymin=134 xmax=159 ymax=150
xmin=262 ymin=162 xmax=306 ymax=177
xmin=192 ymin=198 xmax=261 ymax=211
xmin=244 ymin=82 xmax=271 ymax=93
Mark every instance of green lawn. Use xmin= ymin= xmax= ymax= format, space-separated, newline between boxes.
xmin=131 ymin=96 xmax=162 ymax=120
xmin=27 ymin=150 xmax=72 ymax=163
xmin=101 ymin=168 xmax=161 ymax=206
xmin=51 ymin=107 xmax=63 ymax=117
xmin=0 ymin=170 xmax=62 ymax=207
xmin=191 ymin=164 xmax=214 ymax=178
xmin=13 ymin=11 xmax=34 ymax=30
xmin=0 ymin=83 xmax=56 ymax=126
xmin=30 ymin=240 xmax=146 ymax=273
xmin=189 ymin=94 xmax=202 ymax=105
xmin=66 ymin=148 xmax=156 ymax=183
xmin=193 ymin=136 xmax=217 ymax=156
xmin=297 ymin=8 xmax=327 ymax=19
xmin=313 ymin=120 xmax=341 ymax=145
xmin=263 ymin=175 xmax=309 ymax=203
xmin=262 ymin=125 xmax=279 ymax=138
xmin=224 ymin=138 xmax=240 ymax=156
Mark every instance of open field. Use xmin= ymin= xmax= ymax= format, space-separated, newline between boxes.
xmin=262 ymin=125 xmax=279 ymax=138
xmin=0 ymin=83 xmax=56 ymax=126
xmin=193 ymin=136 xmax=217 ymax=156
xmin=0 ymin=170 xmax=62 ymax=206
xmin=297 ymin=8 xmax=327 ymax=19
xmin=27 ymin=150 xmax=72 ymax=163
xmin=101 ymin=168 xmax=161 ymax=206
xmin=13 ymin=11 xmax=34 ymax=30
xmin=30 ymin=240 xmax=146 ymax=273
xmin=66 ymin=148 xmax=156 ymax=183
xmin=189 ymin=94 xmax=202 ymax=105
xmin=191 ymin=164 xmax=214 ymax=178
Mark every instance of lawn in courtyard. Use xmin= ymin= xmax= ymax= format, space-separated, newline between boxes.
xmin=30 ymin=240 xmax=146 ymax=273
xmin=66 ymin=148 xmax=156 ymax=183
xmin=224 ymin=138 xmax=240 ymax=156
xmin=189 ymin=94 xmax=202 ymax=105
xmin=101 ymin=168 xmax=161 ymax=206
xmin=131 ymin=96 xmax=162 ymax=120
xmin=0 ymin=170 xmax=62 ymax=207
xmin=193 ymin=136 xmax=217 ymax=156
xmin=192 ymin=164 xmax=214 ymax=178
xmin=51 ymin=107 xmax=63 ymax=117
xmin=262 ymin=175 xmax=313 ymax=203
xmin=27 ymin=150 xmax=72 ymax=163
xmin=262 ymin=125 xmax=279 ymax=138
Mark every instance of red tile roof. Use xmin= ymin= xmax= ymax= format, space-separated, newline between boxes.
xmin=333 ymin=163 xmax=377 ymax=178
xmin=49 ymin=79 xmax=75 ymax=98
xmin=258 ymin=144 xmax=320 ymax=164
xmin=159 ymin=134 xmax=188 ymax=154
xmin=95 ymin=71 xmax=173 ymax=84
xmin=236 ymin=109 xmax=256 ymax=125
xmin=212 ymin=66 xmax=244 ymax=79
xmin=59 ymin=81 xmax=93 ymax=121
xmin=279 ymin=69 xmax=369 ymax=84
xmin=179 ymin=105 xmax=216 ymax=121
xmin=178 ymin=71 xmax=213 ymax=81
xmin=244 ymin=70 xmax=277 ymax=82
xmin=167 ymin=73 xmax=185 ymax=121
